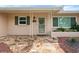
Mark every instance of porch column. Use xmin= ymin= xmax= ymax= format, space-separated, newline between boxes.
xmin=31 ymin=12 xmax=33 ymax=37
xmin=50 ymin=11 xmax=53 ymax=37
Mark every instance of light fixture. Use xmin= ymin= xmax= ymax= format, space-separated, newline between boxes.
xmin=33 ymin=16 xmax=36 ymax=22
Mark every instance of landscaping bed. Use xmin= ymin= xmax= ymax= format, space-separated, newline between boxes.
xmin=58 ymin=37 xmax=79 ymax=53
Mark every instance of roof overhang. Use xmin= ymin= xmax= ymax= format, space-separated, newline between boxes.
xmin=58 ymin=10 xmax=79 ymax=13
xmin=0 ymin=5 xmax=63 ymax=13
xmin=0 ymin=5 xmax=79 ymax=14
xmin=0 ymin=5 xmax=62 ymax=10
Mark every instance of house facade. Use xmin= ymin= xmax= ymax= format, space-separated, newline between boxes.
xmin=0 ymin=6 xmax=79 ymax=37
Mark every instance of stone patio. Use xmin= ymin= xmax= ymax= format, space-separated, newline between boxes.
xmin=0 ymin=36 xmax=64 ymax=53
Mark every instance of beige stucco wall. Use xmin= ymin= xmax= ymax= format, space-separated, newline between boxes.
xmin=8 ymin=13 xmax=32 ymax=35
xmin=0 ymin=12 xmax=79 ymax=36
xmin=7 ymin=13 xmax=51 ymax=35
xmin=7 ymin=12 xmax=79 ymax=35
xmin=0 ymin=14 xmax=8 ymax=36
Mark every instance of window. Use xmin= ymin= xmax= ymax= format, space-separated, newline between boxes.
xmin=53 ymin=17 xmax=58 ymax=27
xmin=19 ymin=16 xmax=27 ymax=24
xmin=53 ymin=16 xmax=76 ymax=28
xmin=15 ymin=16 xmax=30 ymax=25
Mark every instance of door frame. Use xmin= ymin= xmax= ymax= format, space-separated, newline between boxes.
xmin=38 ymin=16 xmax=46 ymax=34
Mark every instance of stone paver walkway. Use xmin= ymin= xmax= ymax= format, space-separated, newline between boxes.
xmin=0 ymin=36 xmax=64 ymax=53
xmin=29 ymin=38 xmax=64 ymax=53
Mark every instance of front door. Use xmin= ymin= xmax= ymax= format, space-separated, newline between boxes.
xmin=38 ymin=17 xmax=45 ymax=34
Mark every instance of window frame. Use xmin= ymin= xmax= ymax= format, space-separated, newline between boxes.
xmin=52 ymin=16 xmax=77 ymax=28
xmin=18 ymin=16 xmax=27 ymax=25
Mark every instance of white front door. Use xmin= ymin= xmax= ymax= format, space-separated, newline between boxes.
xmin=38 ymin=17 xmax=45 ymax=34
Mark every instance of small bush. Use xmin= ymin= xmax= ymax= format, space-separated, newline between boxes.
xmin=70 ymin=38 xmax=76 ymax=43
xmin=70 ymin=24 xmax=79 ymax=32
xmin=76 ymin=25 xmax=79 ymax=31
xmin=56 ymin=28 xmax=65 ymax=32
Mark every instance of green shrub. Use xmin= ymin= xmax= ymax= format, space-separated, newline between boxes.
xmin=71 ymin=25 xmax=76 ymax=30
xmin=70 ymin=24 xmax=79 ymax=32
xmin=56 ymin=28 xmax=65 ymax=32
xmin=76 ymin=25 xmax=79 ymax=31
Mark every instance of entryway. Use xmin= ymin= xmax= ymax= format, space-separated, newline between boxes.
xmin=38 ymin=17 xmax=45 ymax=34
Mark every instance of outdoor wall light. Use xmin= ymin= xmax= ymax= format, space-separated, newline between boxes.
xmin=33 ymin=16 xmax=36 ymax=22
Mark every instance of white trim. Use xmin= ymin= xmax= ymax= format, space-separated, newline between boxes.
xmin=38 ymin=16 xmax=46 ymax=18
xmin=52 ymin=16 xmax=77 ymax=28
xmin=18 ymin=16 xmax=27 ymax=25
